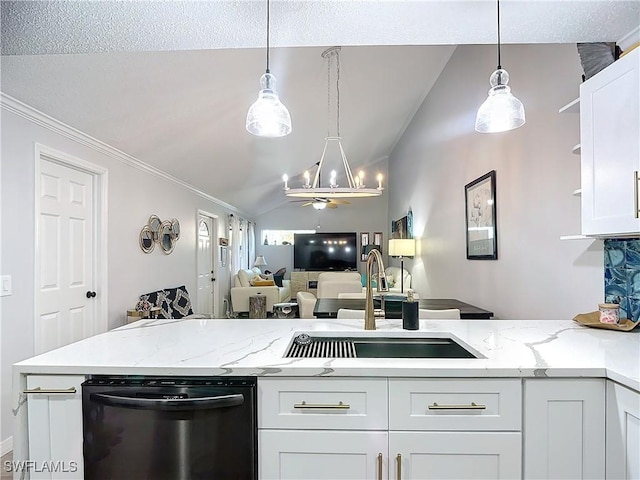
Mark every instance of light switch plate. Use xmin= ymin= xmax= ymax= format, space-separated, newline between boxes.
xmin=1 ymin=275 xmax=12 ymax=296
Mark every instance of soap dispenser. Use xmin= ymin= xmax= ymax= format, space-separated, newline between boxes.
xmin=402 ymin=289 xmax=419 ymax=330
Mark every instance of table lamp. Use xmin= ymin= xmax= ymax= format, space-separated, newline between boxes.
xmin=253 ymin=255 xmax=268 ymax=273
xmin=388 ymin=239 xmax=416 ymax=293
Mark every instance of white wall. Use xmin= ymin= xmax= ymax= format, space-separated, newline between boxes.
xmin=388 ymin=44 xmax=603 ymax=320
xmin=256 ymin=158 xmax=389 ymax=276
xmin=0 ymin=102 xmax=245 ymax=445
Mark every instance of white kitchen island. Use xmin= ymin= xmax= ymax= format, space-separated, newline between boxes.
xmin=11 ymin=318 xmax=640 ymax=479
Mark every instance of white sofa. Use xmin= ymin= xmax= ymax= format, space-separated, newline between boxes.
xmin=317 ymin=272 xmax=363 ymax=299
xmin=231 ymin=267 xmax=291 ymax=314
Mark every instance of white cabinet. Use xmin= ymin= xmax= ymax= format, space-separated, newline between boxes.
xmin=26 ymin=374 xmax=85 ymax=479
xmin=259 ymin=377 xmax=522 ymax=480
xmin=580 ymin=48 xmax=640 ymax=236
xmin=260 ymin=430 xmax=388 ymax=479
xmin=389 ymin=379 xmax=522 ymax=480
xmin=523 ymin=378 xmax=605 ymax=479
xmin=390 ymin=432 xmax=521 ymax=480
xmin=259 ymin=377 xmax=388 ymax=479
xmin=606 ymin=381 xmax=640 ymax=480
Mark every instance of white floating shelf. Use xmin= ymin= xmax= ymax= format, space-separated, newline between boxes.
xmin=572 ymin=144 xmax=581 ymax=155
xmin=560 ymin=234 xmax=591 ymax=240
xmin=572 ymin=189 xmax=582 ymax=197
xmin=559 ymin=98 xmax=580 ymax=114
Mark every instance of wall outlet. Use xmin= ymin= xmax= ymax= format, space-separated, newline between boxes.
xmin=0 ymin=275 xmax=12 ymax=296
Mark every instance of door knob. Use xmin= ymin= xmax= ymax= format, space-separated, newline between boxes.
xmin=86 ymin=291 xmax=97 ymax=298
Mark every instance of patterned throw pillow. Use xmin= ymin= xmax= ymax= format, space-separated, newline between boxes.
xmin=139 ymin=289 xmax=172 ymax=319
xmin=164 ymin=285 xmax=194 ymax=319
xmin=140 ymin=285 xmax=193 ymax=319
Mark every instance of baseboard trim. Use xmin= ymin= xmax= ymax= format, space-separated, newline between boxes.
xmin=0 ymin=436 xmax=13 ymax=456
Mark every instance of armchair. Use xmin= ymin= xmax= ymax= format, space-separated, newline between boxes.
xmin=231 ymin=267 xmax=291 ymax=314
xmin=384 ymin=267 xmax=411 ymax=294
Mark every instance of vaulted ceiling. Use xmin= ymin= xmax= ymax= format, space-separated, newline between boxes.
xmin=2 ymin=1 xmax=638 ymax=217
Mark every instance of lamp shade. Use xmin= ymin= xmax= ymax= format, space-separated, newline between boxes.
xmin=246 ymin=73 xmax=292 ymax=137
xmin=388 ymin=239 xmax=415 ymax=257
xmin=475 ymin=69 xmax=525 ymax=133
xmin=253 ymin=255 xmax=268 ymax=267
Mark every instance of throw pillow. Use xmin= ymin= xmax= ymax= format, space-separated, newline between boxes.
xmin=164 ymin=285 xmax=193 ymax=319
xmin=386 ymin=274 xmax=395 ymax=288
xmin=238 ymin=269 xmax=255 ymax=287
xmin=251 ymin=279 xmax=276 ymax=286
xmin=273 ymin=273 xmax=284 ymax=288
xmin=140 ymin=289 xmax=172 ymax=319
xmin=360 ymin=274 xmax=377 ymax=288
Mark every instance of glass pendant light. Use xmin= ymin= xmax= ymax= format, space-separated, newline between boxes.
xmin=475 ymin=0 xmax=525 ymax=133
xmin=246 ymin=0 xmax=292 ymax=137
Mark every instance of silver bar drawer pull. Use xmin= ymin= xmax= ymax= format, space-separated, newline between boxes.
xmin=294 ymin=400 xmax=350 ymax=409
xmin=428 ymin=401 xmax=486 ymax=410
xmin=23 ymin=387 xmax=77 ymax=394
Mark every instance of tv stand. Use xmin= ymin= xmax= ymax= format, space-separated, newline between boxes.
xmin=291 ymin=271 xmax=322 ymax=298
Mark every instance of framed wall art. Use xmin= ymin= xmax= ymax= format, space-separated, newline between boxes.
xmin=360 ymin=232 xmax=370 ymax=261
xmin=465 ymin=170 xmax=497 ymax=260
xmin=373 ymin=232 xmax=383 ymax=254
xmin=391 ymin=216 xmax=408 ymax=239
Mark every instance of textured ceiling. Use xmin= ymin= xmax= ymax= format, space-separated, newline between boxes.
xmin=1 ymin=1 xmax=639 ymax=216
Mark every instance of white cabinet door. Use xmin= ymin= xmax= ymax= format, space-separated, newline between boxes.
xmin=606 ymin=381 xmax=640 ymax=480
xmin=390 ymin=431 xmax=521 ymax=480
xmin=524 ymin=378 xmax=605 ymax=479
xmin=26 ymin=375 xmax=85 ymax=479
xmin=259 ymin=430 xmax=388 ymax=480
xmin=580 ymin=48 xmax=640 ymax=236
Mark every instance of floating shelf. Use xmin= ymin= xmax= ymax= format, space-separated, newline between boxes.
xmin=560 ymin=234 xmax=591 ymax=240
xmin=572 ymin=144 xmax=581 ymax=155
xmin=572 ymin=189 xmax=582 ymax=197
xmin=559 ymin=98 xmax=580 ymax=114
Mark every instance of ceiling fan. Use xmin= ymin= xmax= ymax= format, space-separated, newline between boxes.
xmin=294 ymin=197 xmax=351 ymax=210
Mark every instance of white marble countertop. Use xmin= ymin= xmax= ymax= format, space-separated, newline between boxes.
xmin=13 ymin=318 xmax=640 ymax=391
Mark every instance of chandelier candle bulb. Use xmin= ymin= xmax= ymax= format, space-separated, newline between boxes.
xmin=377 ymin=174 xmax=384 ymax=190
xmin=282 ymin=174 xmax=289 ymax=190
xmin=598 ymin=303 xmax=620 ymax=324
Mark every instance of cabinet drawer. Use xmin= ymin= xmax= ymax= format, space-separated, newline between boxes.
xmin=389 ymin=378 xmax=521 ymax=431
xmin=259 ymin=377 xmax=388 ymax=430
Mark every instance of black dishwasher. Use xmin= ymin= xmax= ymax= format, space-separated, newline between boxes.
xmin=82 ymin=376 xmax=257 ymax=480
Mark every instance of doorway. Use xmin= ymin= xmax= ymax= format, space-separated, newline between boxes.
xmin=35 ymin=145 xmax=107 ymax=354
xmin=197 ymin=212 xmax=218 ymax=317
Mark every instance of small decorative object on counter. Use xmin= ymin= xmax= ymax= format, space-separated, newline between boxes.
xmin=598 ymin=303 xmax=620 ymax=324
xmin=402 ymin=289 xmax=419 ymax=330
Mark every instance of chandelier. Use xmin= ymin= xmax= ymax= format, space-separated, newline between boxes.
xmin=283 ymin=46 xmax=383 ymax=199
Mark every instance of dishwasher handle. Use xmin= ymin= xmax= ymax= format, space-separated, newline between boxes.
xmin=91 ymin=392 xmax=245 ymax=411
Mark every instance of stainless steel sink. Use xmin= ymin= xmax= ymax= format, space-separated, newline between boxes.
xmin=284 ymin=332 xmax=481 ymax=359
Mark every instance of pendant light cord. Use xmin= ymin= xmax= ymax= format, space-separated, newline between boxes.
xmin=496 ymin=0 xmax=501 ymax=69
xmin=266 ymin=0 xmax=270 ymax=73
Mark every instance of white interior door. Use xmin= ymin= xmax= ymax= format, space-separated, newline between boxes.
xmin=36 ymin=152 xmax=104 ymax=354
xmin=197 ymin=214 xmax=216 ymax=316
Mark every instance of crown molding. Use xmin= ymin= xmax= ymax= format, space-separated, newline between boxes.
xmin=618 ymin=26 xmax=639 ymax=51
xmin=0 ymin=92 xmax=247 ymax=216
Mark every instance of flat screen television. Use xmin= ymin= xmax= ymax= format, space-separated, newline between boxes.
xmin=293 ymin=232 xmax=358 ymax=271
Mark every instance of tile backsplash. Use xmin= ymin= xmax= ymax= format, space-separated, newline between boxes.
xmin=604 ymin=238 xmax=640 ymax=321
